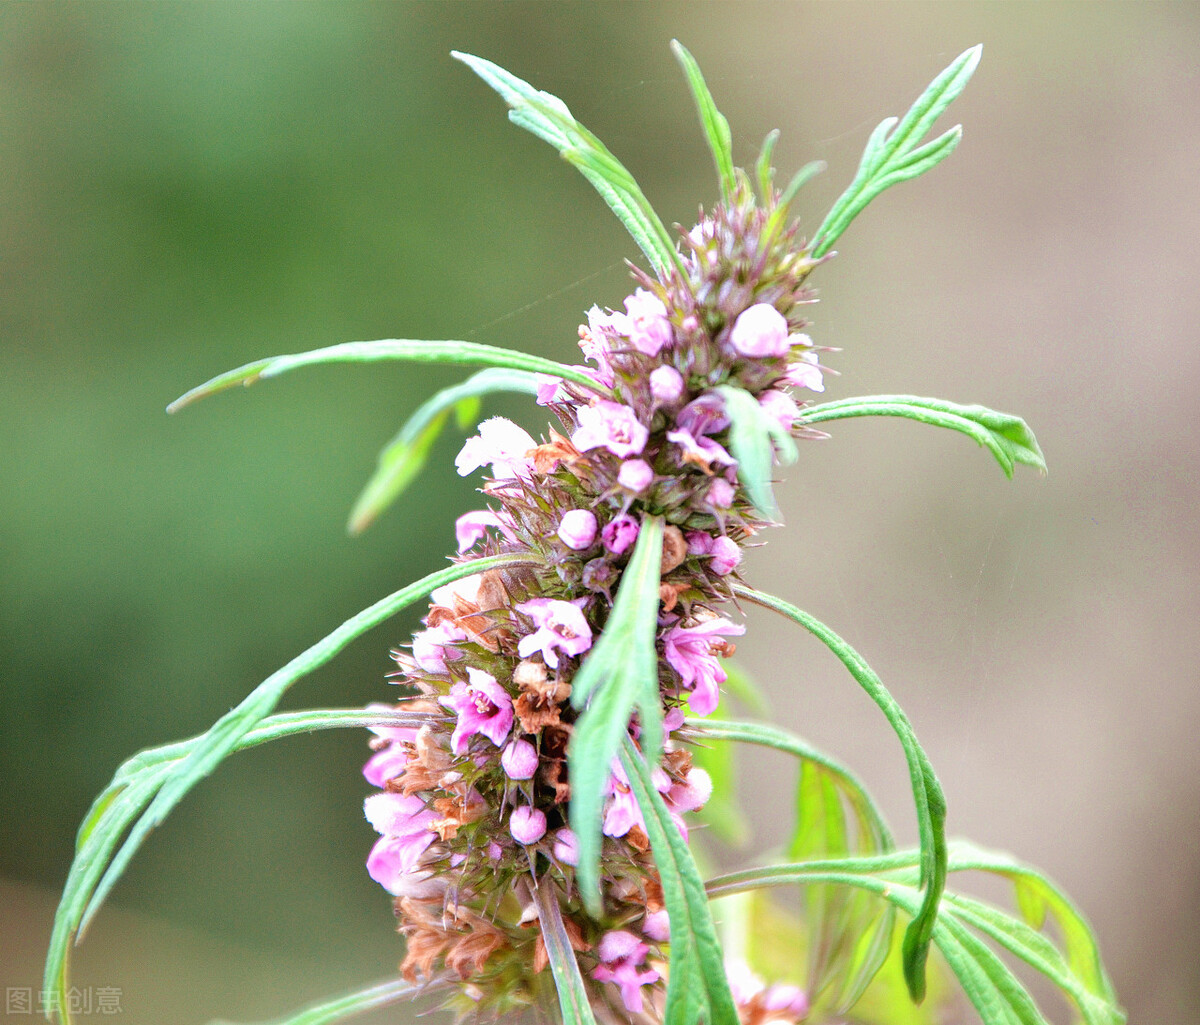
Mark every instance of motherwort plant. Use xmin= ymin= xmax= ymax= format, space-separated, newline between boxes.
xmin=47 ymin=44 xmax=1124 ymax=1025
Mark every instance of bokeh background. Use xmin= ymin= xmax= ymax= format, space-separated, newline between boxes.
xmin=3 ymin=3 xmax=1197 ymax=1023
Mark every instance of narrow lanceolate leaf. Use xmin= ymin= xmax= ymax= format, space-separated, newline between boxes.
xmin=531 ymin=876 xmax=599 ymax=1025
xmin=206 ymin=978 xmax=424 ymax=1025
xmin=705 ymin=842 xmax=1125 ymax=1025
xmin=347 ymin=367 xmax=540 ymax=534
xmin=166 ymin=340 xmax=605 ymax=413
xmin=567 ymin=516 xmax=664 ymax=916
xmin=694 ymin=717 xmax=895 ymax=1012
xmin=798 ymin=395 xmax=1046 ymax=478
xmin=715 ymin=385 xmax=798 ymax=522
xmin=811 ymin=45 xmax=982 ymax=258
xmin=452 ymin=51 xmax=683 ymax=281
xmin=732 ymin=585 xmax=947 ymax=1004
xmin=45 ymin=554 xmax=535 ymax=1025
xmin=620 ymin=735 xmax=740 ymax=1025
xmin=670 ymin=40 xmax=736 ymax=201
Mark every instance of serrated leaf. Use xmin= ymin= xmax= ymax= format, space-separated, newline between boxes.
xmin=206 ymin=978 xmax=420 ymax=1025
xmin=798 ymin=394 xmax=1046 ymax=479
xmin=732 ymin=586 xmax=947 ymax=1003
xmin=531 ymin=876 xmax=599 ymax=1025
xmin=44 ymin=554 xmax=533 ymax=1024
xmin=567 ymin=516 xmax=664 ymax=916
xmin=715 ymin=385 xmax=798 ymax=522
xmin=452 ymin=51 xmax=681 ymax=280
xmin=347 ymin=367 xmax=540 ymax=534
xmin=812 ymin=45 xmax=981 ymax=257
xmin=620 ymin=735 xmax=740 ymax=1025
xmin=670 ymin=40 xmax=736 ymax=201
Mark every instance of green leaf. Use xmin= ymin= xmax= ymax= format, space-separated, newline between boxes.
xmin=755 ymin=129 xmax=780 ymax=204
xmin=567 ymin=516 xmax=664 ymax=916
xmin=530 ymin=876 xmax=599 ymax=1025
xmin=206 ymin=978 xmax=421 ymax=1025
xmin=811 ymin=45 xmax=981 ymax=258
xmin=452 ymin=51 xmax=683 ymax=280
xmin=670 ymin=40 xmax=736 ymax=201
xmin=347 ymin=367 xmax=540 ymax=534
xmin=44 ymin=554 xmax=535 ymax=1023
xmin=732 ymin=585 xmax=947 ymax=1003
xmin=715 ymin=385 xmax=798 ymax=522
xmin=165 ymin=339 xmax=605 ymax=413
xmin=798 ymin=394 xmax=1046 ymax=478
xmin=620 ymin=735 xmax=740 ymax=1025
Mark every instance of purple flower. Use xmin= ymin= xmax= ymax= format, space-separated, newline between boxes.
xmin=455 ymin=417 xmax=536 ymax=480
xmin=552 ymin=827 xmax=578 ymax=865
xmin=509 ymin=804 xmax=547 ymax=844
xmin=501 ymin=738 xmax=539 ymax=780
xmin=650 ymin=365 xmax=685 ymax=404
xmin=572 ymin=400 xmax=649 ymax=459
xmin=677 ymin=393 xmax=730 ymax=437
xmin=686 ymin=530 xmax=715 ymax=556
xmin=557 ymin=509 xmax=598 ymax=550
xmin=364 ymin=792 xmax=439 ymax=895
xmin=410 ymin=622 xmax=466 ymax=674
xmin=667 ymin=427 xmax=736 ymax=472
xmin=592 ymin=930 xmax=661 ymax=1014
xmin=623 ymin=288 xmax=673 ymax=356
xmin=662 ymin=616 xmax=746 ymax=716
xmin=601 ymin=514 xmax=640 ymax=555
xmin=759 ymin=388 xmax=801 ymax=430
xmin=438 ymin=667 xmax=514 ymax=755
xmin=709 ymin=535 xmax=742 ymax=576
xmin=729 ymin=302 xmax=790 ymax=358
xmin=515 ymin=598 xmax=593 ymax=669
xmin=782 ymin=348 xmax=825 ymax=392
xmin=618 ymin=459 xmax=654 ymax=493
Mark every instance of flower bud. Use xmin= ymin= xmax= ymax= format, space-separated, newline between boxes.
xmin=649 ymin=365 xmax=685 ymax=404
xmin=709 ymin=535 xmax=742 ymax=575
xmin=557 ymin=509 xmax=598 ymax=550
xmin=509 ymin=804 xmax=547 ymax=845
xmin=501 ymin=738 xmax=539 ymax=780
xmin=618 ymin=459 xmax=654 ymax=493
xmin=729 ymin=302 xmax=790 ymax=358
xmin=602 ymin=514 xmax=640 ymax=555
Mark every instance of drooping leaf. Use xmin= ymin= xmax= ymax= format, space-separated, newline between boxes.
xmin=530 ymin=876 xmax=599 ymax=1025
xmin=347 ymin=367 xmax=540 ymax=534
xmin=732 ymin=585 xmax=947 ymax=1003
xmin=620 ymin=735 xmax=740 ymax=1025
xmin=811 ymin=45 xmax=982 ymax=258
xmin=670 ymin=40 xmax=736 ymax=201
xmin=715 ymin=385 xmax=798 ymax=522
xmin=798 ymin=395 xmax=1046 ymax=478
xmin=567 ymin=515 xmax=664 ymax=916
xmin=705 ymin=841 xmax=1125 ymax=1025
xmin=452 ymin=52 xmax=682 ymax=280
xmin=44 ymin=553 xmax=535 ymax=1023
xmin=206 ymin=978 xmax=423 ymax=1025
xmin=166 ymin=339 xmax=604 ymax=413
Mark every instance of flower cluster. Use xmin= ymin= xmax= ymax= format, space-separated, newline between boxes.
xmin=364 ymin=194 xmax=827 ymax=1020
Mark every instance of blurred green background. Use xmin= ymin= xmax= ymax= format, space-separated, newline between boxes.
xmin=3 ymin=3 xmax=1198 ymax=1023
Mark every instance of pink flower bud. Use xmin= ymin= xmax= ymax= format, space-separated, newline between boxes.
xmin=501 ymin=738 xmax=539 ymax=780
xmin=729 ymin=303 xmax=790 ymax=358
xmin=707 ymin=478 xmax=735 ymax=508
xmin=649 ymin=365 xmax=685 ymax=404
xmin=642 ymin=909 xmax=670 ymax=942
xmin=710 ymin=535 xmax=742 ymax=575
xmin=602 ymin=514 xmax=640 ymax=555
xmin=557 ymin=509 xmax=598 ymax=550
xmin=618 ymin=459 xmax=654 ymax=492
xmin=552 ymin=827 xmax=579 ymax=865
xmin=623 ymin=289 xmax=673 ymax=356
xmin=509 ymin=804 xmax=547 ymax=845
xmin=759 ymin=389 xmax=800 ymax=430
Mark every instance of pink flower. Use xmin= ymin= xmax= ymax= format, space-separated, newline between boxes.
xmin=438 ymin=667 xmax=514 ymax=754
xmin=578 ymin=306 xmax=623 ymax=387
xmin=709 ymin=535 xmax=742 ymax=576
xmin=601 ymin=514 xmax=640 ymax=555
xmin=662 ymin=767 xmax=713 ymax=841
xmin=362 ymin=705 xmax=417 ymax=787
xmin=667 ymin=427 xmax=736 ymax=471
xmin=729 ymin=302 xmax=790 ymax=358
xmin=455 ymin=509 xmax=510 ymax=553
xmin=686 ymin=530 xmax=715 ymax=556
xmin=572 ymin=400 xmax=648 ymax=458
xmin=759 ymin=389 xmax=801 ymax=430
xmin=501 ymin=738 xmax=539 ymax=780
xmin=410 ymin=622 xmax=466 ymax=674
xmin=364 ymin=792 xmax=439 ymax=895
xmin=515 ymin=598 xmax=593 ymax=668
xmin=455 ymin=417 xmax=536 ymax=480
xmin=509 ymin=804 xmax=547 ymax=844
xmin=618 ymin=459 xmax=654 ymax=492
xmin=643 ymin=909 xmax=670 ymax=942
xmin=649 ymin=365 xmax=685 ymax=404
xmin=707 ymin=477 xmax=735 ymax=508
xmin=592 ymin=930 xmax=661 ymax=1014
xmin=535 ymin=373 xmax=565 ymax=405
xmin=557 ymin=509 xmax=598 ymax=550
xmin=677 ymin=393 xmax=730 ymax=437
xmin=782 ymin=348 xmax=824 ymax=393
xmin=662 ymin=616 xmax=746 ymax=716
xmin=623 ymin=289 xmax=673 ymax=356
xmin=552 ymin=827 xmax=578 ymax=865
